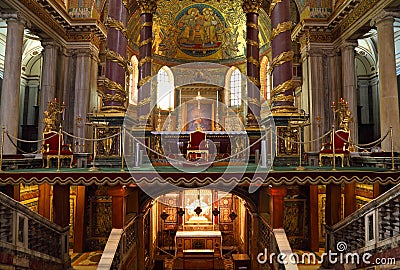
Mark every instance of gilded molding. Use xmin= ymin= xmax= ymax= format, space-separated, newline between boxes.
xmin=271 ymin=21 xmax=292 ymax=40
xmin=271 ymin=105 xmax=297 ymax=112
xmin=105 ymin=17 xmax=128 ymax=40
xmin=271 ymin=94 xmax=295 ymax=103
xmin=138 ymin=97 xmax=151 ymax=107
xmin=138 ymin=56 xmax=152 ymax=67
xmin=248 ymin=96 xmax=261 ymax=106
xmin=248 ymin=56 xmax=260 ymax=67
xmin=246 ymin=39 xmax=259 ymax=47
xmin=242 ymin=0 xmax=262 ymax=13
xmin=141 ymin=22 xmax=153 ymax=29
xmin=271 ymin=79 xmax=298 ymax=96
xmin=138 ymin=76 xmax=152 ymax=87
xmin=136 ymin=0 xmax=157 ymax=14
xmin=103 ymin=77 xmax=126 ymax=96
xmin=139 ymin=38 xmax=153 ymax=47
xmin=105 ymin=49 xmax=129 ymax=71
xmin=246 ymin=22 xmax=258 ymax=30
xmin=248 ymin=76 xmax=261 ymax=87
xmin=269 ymin=0 xmax=283 ymax=15
xmin=270 ymin=51 xmax=294 ymax=72
xmin=100 ymin=92 xmax=127 ymax=103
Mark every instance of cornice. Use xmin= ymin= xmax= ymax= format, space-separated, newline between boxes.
xmin=293 ymin=0 xmax=394 ymax=46
xmin=5 ymin=0 xmax=106 ymax=49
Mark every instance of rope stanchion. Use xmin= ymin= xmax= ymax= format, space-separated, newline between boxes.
xmin=89 ymin=126 xmax=100 ymax=172
xmin=0 ymin=126 xmax=4 ymax=172
xmin=5 ymin=133 xmax=42 ymax=155
xmin=62 ymin=130 xmax=120 ymax=141
xmin=57 ymin=125 xmax=62 ymax=172
xmin=6 ymin=131 xmax=58 ymax=143
xmin=332 ymin=125 xmax=336 ymax=171
xmin=390 ymin=126 xmax=395 ymax=171
xmin=121 ymin=127 xmax=125 ymax=172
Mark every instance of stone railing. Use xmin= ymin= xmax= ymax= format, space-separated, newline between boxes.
xmin=98 ymin=215 xmax=139 ymax=270
xmin=0 ymin=192 xmax=70 ymax=269
xmin=258 ymin=216 xmax=298 ymax=270
xmin=327 ymin=184 xmax=400 ymax=267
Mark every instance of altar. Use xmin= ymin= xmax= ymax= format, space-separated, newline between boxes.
xmin=175 ymin=230 xmax=222 ymax=257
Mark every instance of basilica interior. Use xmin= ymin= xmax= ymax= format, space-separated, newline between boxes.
xmin=0 ymin=0 xmax=400 ymax=269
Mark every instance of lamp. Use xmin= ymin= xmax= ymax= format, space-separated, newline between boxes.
xmin=194 ymin=206 xmax=203 ymax=216
xmin=229 ymin=211 xmax=237 ymax=221
xmin=160 ymin=210 xmax=170 ymax=221
xmin=177 ymin=208 xmax=185 ymax=217
xmin=212 ymin=207 xmax=220 ymax=217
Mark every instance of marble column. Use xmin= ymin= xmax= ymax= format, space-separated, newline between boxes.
xmin=340 ymin=41 xmax=358 ymax=143
xmin=102 ymin=0 xmax=129 ymax=112
xmin=52 ymin=184 xmax=70 ymax=227
xmin=0 ymin=13 xmax=26 ymax=154
xmin=270 ymin=0 xmax=296 ymax=112
xmin=136 ymin=0 xmax=157 ymax=127
xmin=373 ymin=11 xmax=400 ymax=151
xmin=38 ymin=40 xmax=59 ymax=144
xmin=325 ymin=184 xmax=341 ymax=226
xmin=62 ymin=49 xmax=76 ymax=136
xmin=242 ymin=0 xmax=261 ymax=127
xmin=73 ymin=49 xmax=94 ymax=152
xmin=300 ymin=45 xmax=326 ymax=151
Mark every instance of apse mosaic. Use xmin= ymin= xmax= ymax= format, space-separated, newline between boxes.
xmin=128 ymin=0 xmax=274 ymax=62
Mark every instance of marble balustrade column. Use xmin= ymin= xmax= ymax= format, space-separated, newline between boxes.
xmin=340 ymin=41 xmax=358 ymax=143
xmin=136 ymin=0 xmax=157 ymax=127
xmin=73 ymin=49 xmax=93 ymax=152
xmin=270 ymin=0 xmax=296 ymax=112
xmin=242 ymin=0 xmax=261 ymax=127
xmin=101 ymin=0 xmax=129 ymax=112
xmin=0 ymin=12 xmax=26 ymax=154
xmin=373 ymin=11 xmax=400 ymax=151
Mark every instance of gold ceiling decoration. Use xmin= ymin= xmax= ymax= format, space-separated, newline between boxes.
xmin=128 ymin=0 xmax=272 ymax=62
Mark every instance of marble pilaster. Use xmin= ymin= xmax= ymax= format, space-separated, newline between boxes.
xmin=62 ymin=49 xmax=76 ymax=136
xmin=373 ymin=11 xmax=400 ymax=151
xmin=0 ymin=13 xmax=26 ymax=154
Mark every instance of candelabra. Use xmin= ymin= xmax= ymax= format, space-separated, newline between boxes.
xmin=43 ymin=98 xmax=66 ymax=132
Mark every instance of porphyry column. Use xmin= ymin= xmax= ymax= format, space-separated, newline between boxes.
xmin=136 ymin=0 xmax=157 ymax=127
xmin=242 ymin=0 xmax=261 ymax=128
xmin=270 ymin=0 xmax=296 ymax=112
xmin=101 ymin=0 xmax=129 ymax=112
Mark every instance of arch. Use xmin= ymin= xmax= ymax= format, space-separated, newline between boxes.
xmin=129 ymin=55 xmax=139 ymax=105
xmin=260 ymin=56 xmax=272 ymax=101
xmin=139 ymin=186 xmax=258 ymax=214
xmin=156 ymin=65 xmax=174 ymax=110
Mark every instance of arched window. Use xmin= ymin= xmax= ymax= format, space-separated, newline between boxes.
xmin=157 ymin=66 xmax=174 ymax=110
xmin=129 ymin=56 xmax=138 ymax=105
xmin=230 ymin=68 xmax=242 ymax=106
xmin=260 ymin=56 xmax=271 ymax=101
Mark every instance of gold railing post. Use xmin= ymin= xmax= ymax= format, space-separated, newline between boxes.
xmin=89 ymin=124 xmax=99 ymax=171
xmin=121 ymin=127 xmax=125 ymax=172
xmin=270 ymin=128 xmax=274 ymax=171
xmin=57 ymin=125 xmax=62 ymax=172
xmin=390 ymin=126 xmax=395 ymax=171
xmin=332 ymin=125 xmax=336 ymax=171
xmin=0 ymin=126 xmax=4 ymax=172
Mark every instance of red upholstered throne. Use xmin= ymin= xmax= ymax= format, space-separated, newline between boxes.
xmin=186 ymin=130 xmax=209 ymax=161
xmin=42 ymin=131 xmax=73 ymax=168
xmin=319 ymin=129 xmax=350 ymax=167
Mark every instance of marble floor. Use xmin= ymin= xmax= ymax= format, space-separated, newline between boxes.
xmin=70 ymin=250 xmax=102 ymax=269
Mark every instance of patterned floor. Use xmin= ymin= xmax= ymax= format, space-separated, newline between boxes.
xmin=70 ymin=250 xmax=103 ymax=269
xmin=164 ymin=257 xmax=233 ymax=270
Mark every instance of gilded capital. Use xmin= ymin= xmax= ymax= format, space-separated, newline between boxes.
xmin=242 ymin=0 xmax=262 ymax=14
xmin=136 ymin=0 xmax=157 ymax=14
